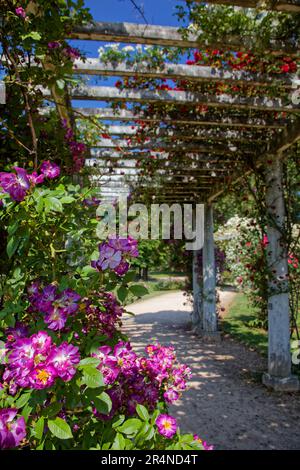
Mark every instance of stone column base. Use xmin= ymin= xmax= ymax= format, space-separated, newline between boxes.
xmin=262 ymin=373 xmax=299 ymax=392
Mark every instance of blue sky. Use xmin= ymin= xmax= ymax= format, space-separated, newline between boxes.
xmin=70 ymin=1 xmax=186 ymax=108
xmin=83 ymin=0 xmax=180 ymax=26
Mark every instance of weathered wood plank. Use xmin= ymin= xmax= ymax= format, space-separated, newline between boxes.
xmin=70 ymin=21 xmax=298 ymax=56
xmin=74 ymin=58 xmax=293 ymax=87
xmin=74 ymin=107 xmax=286 ymax=129
xmin=101 ymin=125 xmax=266 ymax=143
xmin=70 ymin=86 xmax=299 ymax=113
xmin=193 ymin=0 xmax=300 ymax=13
xmin=208 ymin=116 xmax=300 ymax=201
xmin=0 ymin=81 xmax=5 ymax=105
xmin=93 ymin=138 xmax=256 ymax=153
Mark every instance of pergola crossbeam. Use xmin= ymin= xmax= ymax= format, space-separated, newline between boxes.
xmin=69 ymin=86 xmax=299 ymax=113
xmin=74 ymin=58 xmax=293 ymax=87
xmin=193 ymin=0 xmax=300 ymax=12
xmin=70 ymin=21 xmax=299 ymax=56
xmin=74 ymin=107 xmax=286 ymax=129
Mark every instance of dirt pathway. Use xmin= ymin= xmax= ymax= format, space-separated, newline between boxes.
xmin=123 ymin=290 xmax=300 ymax=450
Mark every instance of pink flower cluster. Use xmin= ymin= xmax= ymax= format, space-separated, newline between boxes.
xmin=3 ymin=331 xmax=80 ymax=391
xmin=91 ymin=342 xmax=191 ymax=419
xmin=91 ymin=237 xmax=139 ymax=276
xmin=27 ymin=283 xmax=81 ymax=330
xmin=0 ymin=162 xmax=60 ymax=202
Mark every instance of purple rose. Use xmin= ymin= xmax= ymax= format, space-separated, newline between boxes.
xmin=0 ymin=409 xmax=26 ymax=449
xmin=40 ymin=161 xmax=60 ymax=179
xmin=15 ymin=7 xmax=26 ymax=19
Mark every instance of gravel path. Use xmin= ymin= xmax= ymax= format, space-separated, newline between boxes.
xmin=123 ymin=290 xmax=300 ymax=450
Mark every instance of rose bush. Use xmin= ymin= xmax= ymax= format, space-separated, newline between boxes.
xmin=0 ymin=165 xmax=211 ymax=450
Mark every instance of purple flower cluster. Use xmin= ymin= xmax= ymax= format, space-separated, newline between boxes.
xmin=91 ymin=342 xmax=191 ymax=419
xmin=3 ymin=331 xmax=80 ymax=391
xmin=47 ymin=41 xmax=61 ymax=49
xmin=0 ymin=162 xmax=60 ymax=202
xmin=83 ymin=292 xmax=123 ymax=338
xmin=142 ymin=344 xmax=191 ymax=402
xmin=63 ymin=46 xmax=81 ymax=61
xmin=62 ymin=120 xmax=87 ymax=172
xmin=91 ymin=237 xmax=139 ymax=276
xmin=0 ymin=408 xmax=26 ymax=449
xmin=28 ymin=283 xmax=81 ymax=330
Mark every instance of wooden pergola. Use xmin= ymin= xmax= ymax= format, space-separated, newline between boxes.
xmin=61 ymin=2 xmax=300 ymax=391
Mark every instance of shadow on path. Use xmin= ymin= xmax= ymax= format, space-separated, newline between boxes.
xmin=123 ymin=291 xmax=300 ymax=450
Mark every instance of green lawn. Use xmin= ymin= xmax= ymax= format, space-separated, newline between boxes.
xmin=223 ymin=293 xmax=300 ymax=378
xmin=221 ymin=293 xmax=268 ymax=356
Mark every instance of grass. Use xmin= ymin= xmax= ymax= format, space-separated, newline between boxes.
xmin=149 ymin=271 xmax=186 ymax=279
xmin=223 ymin=293 xmax=300 ymax=378
xmin=221 ymin=293 xmax=268 ymax=356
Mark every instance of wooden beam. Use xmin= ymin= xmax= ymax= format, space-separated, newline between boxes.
xmin=93 ymin=138 xmax=257 ymax=154
xmin=192 ymin=0 xmax=300 ymax=13
xmin=70 ymin=21 xmax=298 ymax=56
xmin=208 ymin=116 xmax=300 ymax=201
xmin=101 ymin=125 xmax=266 ymax=143
xmin=74 ymin=107 xmax=286 ymax=129
xmin=89 ymin=149 xmax=245 ymax=160
xmin=74 ymin=58 xmax=292 ymax=87
xmin=0 ymin=81 xmax=5 ymax=104
xmin=88 ymin=164 xmax=235 ymax=172
xmin=69 ymin=86 xmax=300 ymax=113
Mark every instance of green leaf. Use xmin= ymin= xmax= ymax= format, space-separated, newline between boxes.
xmin=48 ymin=417 xmax=73 ymax=440
xmin=21 ymin=403 xmax=33 ymax=423
xmin=129 ymin=284 xmax=149 ymax=297
xmin=112 ymin=415 xmax=125 ymax=429
xmin=33 ymin=417 xmax=44 ymax=441
xmin=117 ymin=418 xmax=142 ymax=436
xmin=6 ymin=235 xmax=20 ymax=258
xmin=56 ymin=79 xmax=65 ymax=90
xmin=15 ymin=392 xmax=32 ymax=409
xmin=60 ymin=196 xmax=75 ymax=204
xmin=136 ymin=422 xmax=151 ymax=441
xmin=79 ymin=357 xmax=100 ymax=367
xmin=41 ymin=402 xmax=62 ymax=418
xmin=122 ymin=270 xmax=137 ymax=283
xmin=93 ymin=392 xmax=112 ymax=415
xmin=136 ymin=404 xmax=149 ymax=421
xmin=21 ymin=31 xmax=42 ymax=41
xmin=117 ymin=286 xmax=128 ymax=303
xmin=44 ymin=197 xmax=63 ymax=213
xmin=82 ymin=366 xmax=104 ymax=389
xmin=111 ymin=433 xmax=126 ymax=450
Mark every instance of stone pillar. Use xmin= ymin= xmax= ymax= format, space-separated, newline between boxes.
xmin=192 ymin=250 xmax=202 ymax=330
xmin=262 ymin=155 xmax=299 ymax=392
xmin=202 ymin=203 xmax=219 ymax=338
